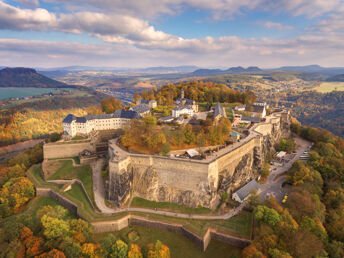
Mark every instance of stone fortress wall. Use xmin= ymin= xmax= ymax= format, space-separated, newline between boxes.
xmin=43 ymin=140 xmax=95 ymax=159
xmin=108 ymin=111 xmax=291 ymax=209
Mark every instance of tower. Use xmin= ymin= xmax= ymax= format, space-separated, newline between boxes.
xmin=181 ymin=88 xmax=185 ymax=99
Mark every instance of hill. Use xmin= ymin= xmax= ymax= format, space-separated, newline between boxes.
xmin=276 ymin=65 xmax=344 ymax=75
xmin=0 ymin=67 xmax=68 ymax=88
xmin=190 ymin=66 xmax=262 ymax=76
xmin=326 ymin=74 xmax=344 ymax=82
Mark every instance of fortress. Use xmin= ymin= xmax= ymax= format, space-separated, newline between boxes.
xmin=46 ymin=108 xmax=291 ymax=210
xmin=106 ymin=111 xmax=291 ymax=209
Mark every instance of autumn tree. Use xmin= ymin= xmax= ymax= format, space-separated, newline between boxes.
xmin=147 ymin=240 xmax=170 ymax=258
xmin=101 ymin=97 xmax=122 ymax=114
xmin=128 ymin=244 xmax=142 ymax=258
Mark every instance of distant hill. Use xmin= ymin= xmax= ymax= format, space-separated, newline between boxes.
xmin=326 ymin=74 xmax=344 ymax=82
xmin=0 ymin=67 xmax=68 ymax=88
xmin=190 ymin=66 xmax=262 ymax=76
xmin=276 ymin=65 xmax=344 ymax=75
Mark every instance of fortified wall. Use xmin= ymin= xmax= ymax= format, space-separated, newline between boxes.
xmin=108 ymin=111 xmax=291 ymax=209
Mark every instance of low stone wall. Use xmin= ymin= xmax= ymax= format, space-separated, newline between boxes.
xmin=36 ymin=188 xmax=82 ymax=219
xmin=80 ymin=156 xmax=98 ymax=165
xmin=91 ymin=215 xmax=251 ymax=251
xmin=45 ymin=179 xmax=95 ymax=210
xmin=43 ymin=141 xmax=95 ymax=159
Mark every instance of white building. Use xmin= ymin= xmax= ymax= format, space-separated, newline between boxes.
xmin=172 ymin=106 xmax=194 ymax=118
xmin=63 ymin=110 xmax=139 ymax=137
xmin=232 ymin=179 xmax=260 ymax=203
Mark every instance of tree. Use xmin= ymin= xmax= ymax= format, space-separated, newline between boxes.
xmin=81 ymin=243 xmax=101 ymax=258
xmin=101 ymin=97 xmax=122 ymax=114
xmin=183 ymin=125 xmax=196 ymax=145
xmin=254 ymin=205 xmax=282 ymax=227
xmin=128 ymin=244 xmax=143 ymax=258
xmin=242 ymin=245 xmax=266 ymax=258
xmin=113 ymin=240 xmax=128 ymax=258
xmin=37 ymin=249 xmax=66 ymax=258
xmin=147 ymin=240 xmax=170 ymax=258
xmin=41 ymin=215 xmax=70 ymax=239
xmin=144 ymin=116 xmax=157 ymax=126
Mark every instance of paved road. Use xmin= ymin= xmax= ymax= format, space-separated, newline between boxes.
xmin=259 ymin=136 xmax=312 ymax=202
xmin=91 ymin=158 xmax=115 ymax=214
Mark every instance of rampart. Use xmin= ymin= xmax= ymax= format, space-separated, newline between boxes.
xmin=43 ymin=140 xmax=95 ymax=159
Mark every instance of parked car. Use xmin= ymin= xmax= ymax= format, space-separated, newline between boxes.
xmin=282 ymin=194 xmax=288 ymax=203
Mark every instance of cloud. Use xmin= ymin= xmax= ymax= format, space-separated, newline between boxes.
xmin=311 ymin=6 xmax=344 ymax=35
xmin=13 ymin=0 xmax=40 ymax=8
xmin=262 ymin=21 xmax=293 ymax=31
xmin=0 ymin=1 xmax=56 ymax=30
xmin=0 ymin=34 xmax=344 ymax=68
xmin=44 ymin=0 xmax=342 ymax=19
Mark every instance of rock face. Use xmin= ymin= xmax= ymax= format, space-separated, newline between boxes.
xmin=107 ymin=111 xmax=291 ymax=209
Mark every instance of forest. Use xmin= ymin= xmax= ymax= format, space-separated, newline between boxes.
xmin=285 ymin=91 xmax=344 ymax=138
xmin=120 ymin=116 xmax=232 ymax=154
xmin=243 ymin=123 xmax=344 ymax=258
xmin=134 ymin=81 xmax=257 ymax=106
xmin=0 ymin=91 xmax=106 ymax=147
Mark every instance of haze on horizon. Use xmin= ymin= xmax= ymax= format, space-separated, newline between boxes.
xmin=0 ymin=0 xmax=343 ymax=68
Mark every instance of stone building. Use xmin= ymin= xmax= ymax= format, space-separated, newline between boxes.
xmin=172 ymin=106 xmax=194 ymax=118
xmin=213 ymin=102 xmax=227 ymax=123
xmin=63 ymin=110 xmax=139 ymax=137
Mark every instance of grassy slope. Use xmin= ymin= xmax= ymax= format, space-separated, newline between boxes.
xmin=95 ymin=225 xmax=242 ymax=258
xmin=48 ymin=160 xmax=94 ymax=202
xmin=130 ymin=197 xmax=213 ymax=215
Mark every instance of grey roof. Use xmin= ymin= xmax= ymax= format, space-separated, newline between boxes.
xmin=131 ymin=104 xmax=151 ymax=113
xmin=241 ymin=116 xmax=260 ymax=123
xmin=234 ymin=179 xmax=259 ymax=201
xmin=245 ymin=104 xmax=265 ymax=113
xmin=176 ymin=98 xmax=195 ymax=105
xmin=254 ymin=101 xmax=266 ymax=104
xmin=63 ymin=110 xmax=139 ymax=124
xmin=214 ymin=102 xmax=226 ymax=118
xmin=160 ymin=116 xmax=174 ymax=121
xmin=173 ymin=106 xmax=193 ymax=111
xmin=140 ymin=99 xmax=156 ymax=104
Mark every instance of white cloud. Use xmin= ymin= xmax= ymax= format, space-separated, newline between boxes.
xmin=13 ymin=0 xmax=40 ymax=8
xmin=262 ymin=21 xmax=293 ymax=31
xmin=43 ymin=0 xmax=342 ymax=19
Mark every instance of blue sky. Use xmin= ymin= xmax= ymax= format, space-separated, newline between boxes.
xmin=0 ymin=0 xmax=343 ymax=68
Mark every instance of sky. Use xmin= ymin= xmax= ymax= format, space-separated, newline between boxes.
xmin=0 ymin=0 xmax=343 ymax=68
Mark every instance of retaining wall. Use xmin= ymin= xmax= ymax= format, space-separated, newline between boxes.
xmin=43 ymin=141 xmax=95 ymax=159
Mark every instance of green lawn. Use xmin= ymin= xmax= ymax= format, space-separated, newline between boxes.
xmin=95 ymin=225 xmax=242 ymax=258
xmin=48 ymin=160 xmax=94 ymax=203
xmin=72 ymin=135 xmax=87 ymax=141
xmin=130 ymin=197 xmax=213 ymax=215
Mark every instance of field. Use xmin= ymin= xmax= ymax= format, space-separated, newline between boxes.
xmin=315 ymin=82 xmax=344 ymax=93
xmin=95 ymin=225 xmax=242 ymax=258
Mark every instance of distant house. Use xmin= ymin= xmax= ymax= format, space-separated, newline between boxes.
xmin=136 ymin=99 xmax=157 ymax=108
xmin=186 ymin=149 xmax=200 ymax=158
xmin=232 ymin=179 xmax=260 ymax=203
xmin=244 ymin=104 xmax=266 ymax=118
xmin=253 ymin=101 xmax=268 ymax=108
xmin=130 ymin=104 xmax=151 ymax=117
xmin=174 ymin=89 xmax=199 ymax=112
xmin=160 ymin=116 xmax=174 ymax=123
xmin=172 ymin=106 xmax=194 ymax=118
xmin=240 ymin=116 xmax=261 ymax=124
xmin=213 ymin=102 xmax=227 ymax=123
xmin=234 ymin=105 xmax=246 ymax=111
xmin=230 ymin=132 xmax=240 ymax=142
